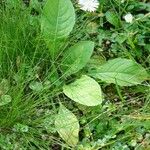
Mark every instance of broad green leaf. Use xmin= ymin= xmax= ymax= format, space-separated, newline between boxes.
xmin=63 ymin=75 xmax=103 ymax=106
xmin=0 ymin=95 xmax=12 ymax=106
xmin=55 ymin=105 xmax=79 ymax=147
xmin=61 ymin=41 xmax=94 ymax=76
xmin=89 ymin=58 xmax=148 ymax=86
xmin=86 ymin=55 xmax=106 ymax=72
xmin=105 ymin=11 xmax=121 ymax=28
xmin=41 ymin=0 xmax=75 ymax=57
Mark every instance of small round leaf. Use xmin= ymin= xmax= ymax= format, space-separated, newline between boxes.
xmin=0 ymin=95 xmax=12 ymax=106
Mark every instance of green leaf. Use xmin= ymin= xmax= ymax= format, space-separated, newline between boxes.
xmin=0 ymin=79 xmax=9 ymax=96
xmin=105 ymin=11 xmax=120 ymax=28
xmin=7 ymin=0 xmax=21 ymax=8
xmin=0 ymin=95 xmax=12 ymax=106
xmin=13 ymin=123 xmax=29 ymax=133
xmin=29 ymin=81 xmax=43 ymax=92
xmin=41 ymin=0 xmax=75 ymax=58
xmin=61 ymin=41 xmax=94 ymax=76
xmin=55 ymin=104 xmax=79 ymax=147
xmin=89 ymin=58 xmax=148 ymax=86
xmin=63 ymin=75 xmax=103 ymax=106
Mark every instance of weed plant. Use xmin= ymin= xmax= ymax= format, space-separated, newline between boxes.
xmin=0 ymin=0 xmax=150 ymax=149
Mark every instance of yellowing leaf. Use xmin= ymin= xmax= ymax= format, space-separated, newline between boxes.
xmin=63 ymin=75 xmax=103 ymax=106
xmin=55 ymin=105 xmax=79 ymax=147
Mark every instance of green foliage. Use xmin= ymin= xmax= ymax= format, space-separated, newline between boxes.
xmin=0 ymin=0 xmax=150 ymax=149
xmin=89 ymin=58 xmax=148 ymax=86
xmin=61 ymin=41 xmax=94 ymax=76
xmin=41 ymin=0 xmax=75 ymax=58
xmin=0 ymin=95 xmax=12 ymax=106
xmin=29 ymin=81 xmax=44 ymax=92
xmin=105 ymin=11 xmax=121 ymax=28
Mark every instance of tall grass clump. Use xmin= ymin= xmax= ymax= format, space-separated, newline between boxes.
xmin=0 ymin=2 xmax=60 ymax=149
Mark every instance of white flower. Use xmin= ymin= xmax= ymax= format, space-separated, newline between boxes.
xmin=124 ymin=13 xmax=134 ymax=23
xmin=78 ymin=0 xmax=99 ymax=12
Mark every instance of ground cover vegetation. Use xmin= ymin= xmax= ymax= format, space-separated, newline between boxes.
xmin=0 ymin=0 xmax=150 ymax=149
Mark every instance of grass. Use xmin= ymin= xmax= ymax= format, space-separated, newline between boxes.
xmin=0 ymin=0 xmax=150 ymax=149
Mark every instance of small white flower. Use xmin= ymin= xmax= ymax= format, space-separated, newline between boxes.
xmin=78 ymin=0 xmax=99 ymax=12
xmin=124 ymin=13 xmax=134 ymax=23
